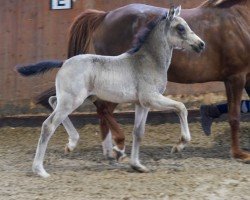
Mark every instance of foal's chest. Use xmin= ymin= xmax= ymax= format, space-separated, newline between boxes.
xmin=138 ymin=66 xmax=168 ymax=94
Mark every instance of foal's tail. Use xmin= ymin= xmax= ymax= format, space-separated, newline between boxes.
xmin=16 ymin=60 xmax=63 ymax=76
xmin=68 ymin=9 xmax=108 ymax=57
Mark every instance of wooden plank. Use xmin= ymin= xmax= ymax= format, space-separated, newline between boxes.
xmin=0 ymin=0 xmax=224 ymax=116
xmin=0 ymin=110 xmax=249 ymax=128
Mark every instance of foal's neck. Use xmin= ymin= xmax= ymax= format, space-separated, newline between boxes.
xmin=139 ymin=21 xmax=172 ymax=68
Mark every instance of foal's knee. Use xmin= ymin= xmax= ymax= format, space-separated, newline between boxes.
xmin=133 ymin=126 xmax=145 ymax=141
xmin=41 ymin=113 xmax=58 ymax=135
xmin=175 ymin=102 xmax=187 ymax=115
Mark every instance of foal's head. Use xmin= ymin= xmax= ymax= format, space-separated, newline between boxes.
xmin=166 ymin=6 xmax=205 ymax=53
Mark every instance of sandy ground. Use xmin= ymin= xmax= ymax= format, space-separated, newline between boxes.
xmin=0 ymin=118 xmax=249 ymax=200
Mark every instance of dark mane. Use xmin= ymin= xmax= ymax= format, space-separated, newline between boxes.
xmin=200 ymin=0 xmax=247 ymax=8
xmin=127 ymin=13 xmax=167 ymax=55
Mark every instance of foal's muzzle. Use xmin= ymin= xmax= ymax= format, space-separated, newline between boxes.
xmin=191 ymin=41 xmax=205 ymax=53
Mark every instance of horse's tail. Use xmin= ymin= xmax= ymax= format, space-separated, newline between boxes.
xmin=16 ymin=60 xmax=63 ymax=76
xmin=68 ymin=9 xmax=108 ymax=57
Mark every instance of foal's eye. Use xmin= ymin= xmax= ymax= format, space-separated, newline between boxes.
xmin=176 ymin=24 xmax=185 ymax=34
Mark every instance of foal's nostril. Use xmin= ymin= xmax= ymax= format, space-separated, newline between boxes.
xmin=199 ymin=41 xmax=205 ymax=49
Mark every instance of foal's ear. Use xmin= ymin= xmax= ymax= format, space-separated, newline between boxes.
xmin=167 ymin=6 xmax=175 ymax=21
xmin=167 ymin=5 xmax=181 ymax=21
xmin=175 ymin=5 xmax=181 ymax=16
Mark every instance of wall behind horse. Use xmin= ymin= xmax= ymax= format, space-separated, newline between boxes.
xmin=0 ymin=0 xmax=224 ymax=116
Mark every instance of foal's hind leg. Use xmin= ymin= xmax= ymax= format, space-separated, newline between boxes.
xmin=33 ymin=95 xmax=84 ymax=178
xmin=143 ymin=94 xmax=191 ymax=153
xmin=48 ymin=96 xmax=80 ymax=153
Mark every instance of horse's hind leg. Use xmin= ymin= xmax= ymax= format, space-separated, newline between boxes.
xmin=48 ymin=96 xmax=80 ymax=153
xmin=33 ymin=94 xmax=85 ymax=178
xmin=94 ymin=100 xmax=126 ymax=161
xmin=103 ymin=103 xmax=127 ymax=161
xmin=143 ymin=94 xmax=191 ymax=153
xmin=225 ymin=76 xmax=250 ymax=162
xmin=94 ymin=100 xmax=113 ymax=159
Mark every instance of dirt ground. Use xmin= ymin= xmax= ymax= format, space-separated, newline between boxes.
xmin=0 ymin=117 xmax=250 ymax=200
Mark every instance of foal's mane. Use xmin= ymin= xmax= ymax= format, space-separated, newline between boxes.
xmin=127 ymin=13 xmax=167 ymax=55
xmin=200 ymin=0 xmax=247 ymax=8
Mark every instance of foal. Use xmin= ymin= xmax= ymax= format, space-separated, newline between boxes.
xmin=31 ymin=6 xmax=204 ymax=177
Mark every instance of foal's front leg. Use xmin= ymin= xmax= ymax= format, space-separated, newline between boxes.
xmin=130 ymin=105 xmax=149 ymax=172
xmin=145 ymin=94 xmax=191 ymax=153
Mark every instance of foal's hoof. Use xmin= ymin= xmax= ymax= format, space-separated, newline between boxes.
xmin=64 ymin=144 xmax=74 ymax=154
xmin=171 ymin=138 xmax=188 ymax=154
xmin=131 ymin=164 xmax=149 ymax=173
xmin=32 ymin=165 xmax=50 ymax=178
xmin=171 ymin=145 xmax=183 ymax=154
xmin=106 ymin=156 xmax=118 ymax=165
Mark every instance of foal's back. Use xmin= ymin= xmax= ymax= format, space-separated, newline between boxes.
xmin=57 ymin=53 xmax=138 ymax=103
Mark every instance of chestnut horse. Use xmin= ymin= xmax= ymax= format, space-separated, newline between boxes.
xmin=19 ymin=0 xmax=250 ymax=162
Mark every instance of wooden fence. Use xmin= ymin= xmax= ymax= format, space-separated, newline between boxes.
xmin=0 ymin=0 xmax=224 ymax=116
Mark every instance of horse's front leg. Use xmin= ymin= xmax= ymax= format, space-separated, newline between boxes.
xmin=144 ymin=94 xmax=191 ymax=153
xmin=225 ymin=76 xmax=250 ymax=162
xmin=48 ymin=96 xmax=80 ymax=153
xmin=130 ymin=104 xmax=149 ymax=172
